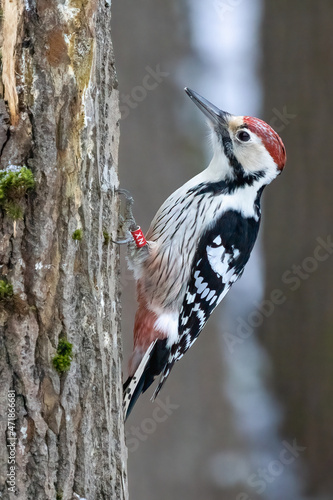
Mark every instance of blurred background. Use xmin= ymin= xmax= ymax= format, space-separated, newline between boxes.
xmin=112 ymin=1 xmax=333 ymax=499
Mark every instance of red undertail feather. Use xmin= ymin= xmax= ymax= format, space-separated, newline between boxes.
xmin=128 ymin=284 xmax=167 ymax=376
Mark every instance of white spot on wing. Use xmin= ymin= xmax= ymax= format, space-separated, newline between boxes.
xmin=210 ymin=295 xmax=218 ymax=306
xmin=185 ymin=290 xmax=196 ymax=304
xmin=232 ymin=246 xmax=240 ymax=259
xmin=213 ymin=235 xmax=222 ymax=245
xmin=181 ymin=315 xmax=189 ymax=326
xmin=197 ymin=280 xmax=207 ymax=293
xmin=195 ymin=274 xmax=204 ymax=290
xmin=207 ymin=245 xmax=229 ymax=277
xmin=206 ymin=243 xmax=240 ymax=286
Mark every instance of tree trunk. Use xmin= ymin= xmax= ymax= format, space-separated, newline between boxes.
xmin=0 ymin=1 xmax=128 ymax=499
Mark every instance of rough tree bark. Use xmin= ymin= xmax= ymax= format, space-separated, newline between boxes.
xmin=0 ymin=1 xmax=128 ymax=499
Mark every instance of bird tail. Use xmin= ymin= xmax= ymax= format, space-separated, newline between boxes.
xmin=151 ymin=359 xmax=175 ymax=401
xmin=123 ymin=338 xmax=170 ymax=420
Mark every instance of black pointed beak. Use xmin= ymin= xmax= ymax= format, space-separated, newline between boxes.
xmin=184 ymin=88 xmax=231 ymax=127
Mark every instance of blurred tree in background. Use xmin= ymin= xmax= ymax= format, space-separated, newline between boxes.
xmin=261 ymin=0 xmax=333 ymax=497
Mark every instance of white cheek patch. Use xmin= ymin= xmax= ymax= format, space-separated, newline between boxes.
xmin=234 ymin=139 xmax=279 ymax=184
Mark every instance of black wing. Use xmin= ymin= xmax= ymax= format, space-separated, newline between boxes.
xmin=153 ymin=209 xmax=260 ymax=397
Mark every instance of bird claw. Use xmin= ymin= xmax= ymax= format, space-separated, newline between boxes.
xmin=117 ymin=188 xmax=134 ymax=206
xmin=112 ymin=235 xmax=134 ymax=245
xmin=113 ymin=188 xmax=139 ymax=245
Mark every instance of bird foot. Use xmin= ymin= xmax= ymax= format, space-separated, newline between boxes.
xmin=113 ymin=189 xmax=140 ymax=245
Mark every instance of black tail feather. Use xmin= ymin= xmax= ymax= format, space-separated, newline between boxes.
xmin=123 ymin=373 xmax=146 ymax=420
xmin=123 ymin=339 xmax=170 ymax=420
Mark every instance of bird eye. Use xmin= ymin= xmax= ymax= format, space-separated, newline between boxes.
xmin=236 ymin=130 xmax=251 ymax=142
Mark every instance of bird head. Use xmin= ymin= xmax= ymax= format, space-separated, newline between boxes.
xmin=185 ymin=88 xmax=286 ymax=187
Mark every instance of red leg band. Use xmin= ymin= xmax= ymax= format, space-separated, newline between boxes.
xmin=131 ymin=227 xmax=147 ymax=248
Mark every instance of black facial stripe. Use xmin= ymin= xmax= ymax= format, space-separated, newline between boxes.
xmin=187 ymin=170 xmax=266 ymax=198
xmin=216 ymin=123 xmax=250 ymax=180
xmin=216 ymin=124 xmax=241 ymax=165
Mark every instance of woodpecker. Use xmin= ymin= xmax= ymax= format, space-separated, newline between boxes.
xmin=121 ymin=88 xmax=286 ymax=420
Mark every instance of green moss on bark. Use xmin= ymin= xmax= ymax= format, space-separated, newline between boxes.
xmin=0 ymin=280 xmax=13 ymax=300
xmin=0 ymin=166 xmax=35 ymax=219
xmin=72 ymin=229 xmax=83 ymax=241
xmin=52 ymin=339 xmax=73 ymax=373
